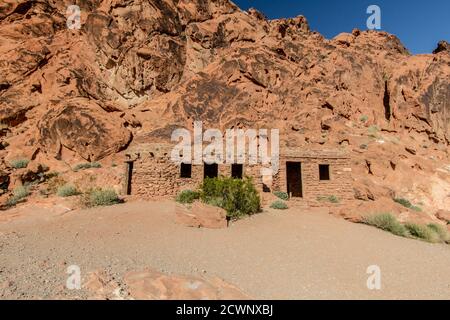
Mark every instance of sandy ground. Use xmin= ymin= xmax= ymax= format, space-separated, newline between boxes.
xmin=0 ymin=200 xmax=449 ymax=300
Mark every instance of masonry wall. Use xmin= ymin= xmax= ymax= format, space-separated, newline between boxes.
xmin=127 ymin=153 xmax=353 ymax=205
xmin=273 ymin=157 xmax=353 ymax=205
xmin=128 ymin=153 xmax=202 ymax=198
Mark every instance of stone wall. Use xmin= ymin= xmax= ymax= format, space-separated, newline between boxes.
xmin=273 ymin=156 xmax=353 ymax=205
xmin=125 ymin=144 xmax=353 ymax=205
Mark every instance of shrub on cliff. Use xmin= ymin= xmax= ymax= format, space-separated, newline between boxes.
xmin=427 ymin=223 xmax=450 ymax=243
xmin=405 ymin=223 xmax=439 ymax=243
xmin=394 ymin=198 xmax=422 ymax=212
xmin=10 ymin=158 xmax=29 ymax=169
xmin=6 ymin=186 xmax=30 ymax=207
xmin=57 ymin=184 xmax=79 ymax=197
xmin=362 ymin=213 xmax=407 ymax=237
xmin=73 ymin=162 xmax=102 ymax=172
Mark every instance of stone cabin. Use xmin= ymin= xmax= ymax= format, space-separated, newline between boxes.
xmin=123 ymin=143 xmax=353 ymax=205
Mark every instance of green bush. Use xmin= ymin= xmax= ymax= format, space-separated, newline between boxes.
xmin=6 ymin=186 xmax=30 ymax=207
xmin=427 ymin=223 xmax=450 ymax=243
xmin=57 ymin=184 xmax=79 ymax=197
xmin=270 ymin=200 xmax=288 ymax=210
xmin=363 ymin=213 xmax=449 ymax=243
xmin=317 ymin=195 xmax=340 ymax=204
xmin=176 ymin=190 xmax=200 ymax=204
xmin=81 ymin=188 xmax=120 ymax=207
xmin=13 ymin=186 xmax=30 ymax=198
xmin=360 ymin=115 xmax=369 ymax=122
xmin=367 ymin=125 xmax=380 ymax=139
xmin=394 ymin=198 xmax=422 ymax=212
xmin=6 ymin=196 xmax=19 ymax=207
xmin=204 ymin=197 xmax=224 ymax=208
xmin=362 ymin=213 xmax=408 ymax=237
xmin=274 ymin=191 xmax=289 ymax=201
xmin=73 ymin=162 xmax=102 ymax=171
xmin=10 ymin=158 xmax=29 ymax=169
xmin=200 ymin=177 xmax=261 ymax=219
xmin=405 ymin=223 xmax=439 ymax=243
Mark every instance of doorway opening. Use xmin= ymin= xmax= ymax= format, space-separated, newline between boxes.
xmin=204 ymin=163 xmax=218 ymax=179
xmin=286 ymin=162 xmax=303 ymax=198
xmin=125 ymin=161 xmax=133 ymax=195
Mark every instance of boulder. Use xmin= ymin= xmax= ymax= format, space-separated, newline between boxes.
xmin=436 ymin=210 xmax=450 ymax=224
xmin=175 ymin=201 xmax=227 ymax=229
xmin=433 ymin=40 xmax=450 ymax=54
xmin=124 ymin=268 xmax=249 ymax=300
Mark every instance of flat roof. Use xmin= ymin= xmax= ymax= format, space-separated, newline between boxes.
xmin=126 ymin=143 xmax=349 ymax=159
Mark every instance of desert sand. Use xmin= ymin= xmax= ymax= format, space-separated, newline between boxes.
xmin=0 ymin=201 xmax=449 ymax=300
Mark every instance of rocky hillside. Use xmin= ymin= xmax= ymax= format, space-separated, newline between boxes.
xmin=1 ymin=0 xmax=449 ymax=221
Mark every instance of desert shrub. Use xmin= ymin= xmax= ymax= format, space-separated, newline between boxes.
xmin=176 ymin=190 xmax=200 ymax=204
xmin=81 ymin=188 xmax=120 ymax=207
xmin=368 ymin=125 xmax=379 ymax=134
xmin=6 ymin=196 xmax=20 ymax=207
xmin=57 ymin=184 xmax=79 ymax=197
xmin=270 ymin=200 xmax=288 ymax=210
xmin=200 ymin=177 xmax=261 ymax=219
xmin=47 ymin=176 xmax=67 ymax=195
xmin=73 ymin=162 xmax=102 ymax=171
xmin=274 ymin=191 xmax=289 ymax=201
xmin=394 ymin=198 xmax=411 ymax=207
xmin=317 ymin=195 xmax=340 ymax=204
xmin=367 ymin=125 xmax=380 ymax=139
xmin=204 ymin=197 xmax=224 ymax=208
xmin=360 ymin=144 xmax=369 ymax=150
xmin=427 ymin=223 xmax=449 ymax=243
xmin=6 ymin=186 xmax=30 ymax=207
xmin=360 ymin=115 xmax=369 ymax=122
xmin=394 ymin=198 xmax=422 ymax=212
xmin=10 ymin=158 xmax=29 ymax=169
xmin=405 ymin=223 xmax=439 ymax=243
xmin=362 ymin=213 xmax=408 ymax=237
xmin=13 ymin=186 xmax=30 ymax=199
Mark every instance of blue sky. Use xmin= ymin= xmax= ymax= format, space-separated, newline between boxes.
xmin=233 ymin=0 xmax=450 ymax=54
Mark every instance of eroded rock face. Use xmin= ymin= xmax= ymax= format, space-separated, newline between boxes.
xmin=433 ymin=41 xmax=450 ymax=54
xmin=38 ymin=99 xmax=132 ymax=161
xmin=0 ymin=0 xmax=449 ymax=212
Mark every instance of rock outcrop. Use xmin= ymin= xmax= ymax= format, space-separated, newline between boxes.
xmin=176 ymin=201 xmax=228 ymax=229
xmin=0 ymin=0 xmax=449 ymax=217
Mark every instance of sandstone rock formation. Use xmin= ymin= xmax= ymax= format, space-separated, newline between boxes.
xmin=176 ymin=201 xmax=228 ymax=228
xmin=82 ymin=268 xmax=250 ymax=300
xmin=0 ymin=0 xmax=449 ymax=221
xmin=124 ymin=268 xmax=250 ymax=300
